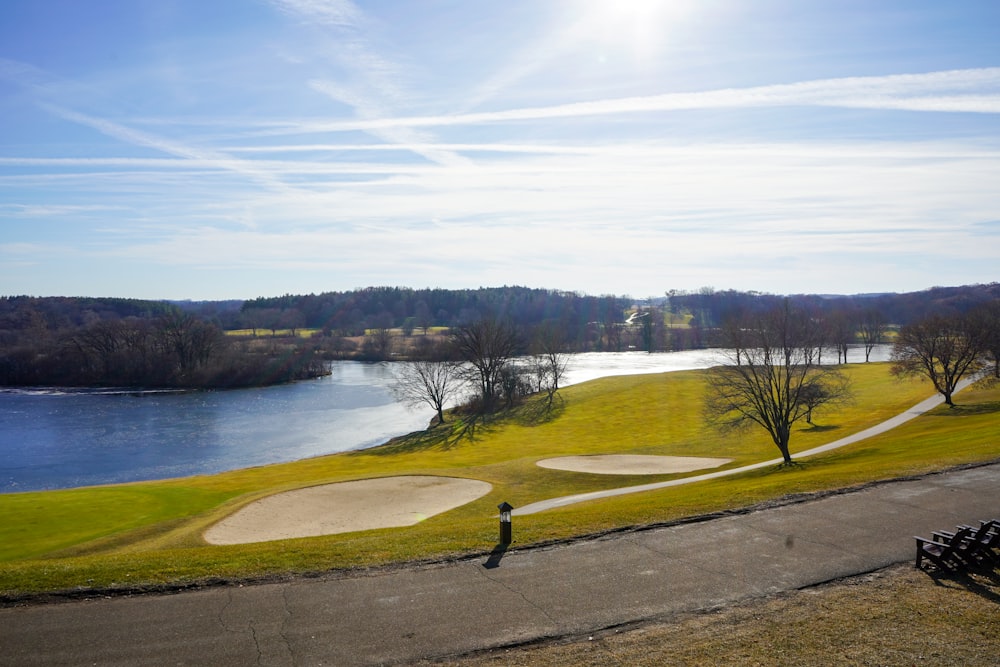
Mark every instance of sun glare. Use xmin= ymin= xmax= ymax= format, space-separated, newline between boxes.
xmin=577 ymin=0 xmax=695 ymax=63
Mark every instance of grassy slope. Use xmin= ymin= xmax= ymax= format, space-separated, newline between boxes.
xmin=0 ymin=362 xmax=997 ymax=596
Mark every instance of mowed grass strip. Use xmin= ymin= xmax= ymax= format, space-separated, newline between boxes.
xmin=0 ymin=363 xmax=997 ymax=597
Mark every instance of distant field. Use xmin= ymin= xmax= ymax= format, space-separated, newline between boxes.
xmin=225 ymin=328 xmax=321 ymax=338
xmin=0 ymin=363 xmax=997 ymax=597
xmin=225 ymin=326 xmax=451 ymax=337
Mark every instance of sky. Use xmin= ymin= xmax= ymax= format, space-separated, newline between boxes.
xmin=1 ymin=0 xmax=999 ymax=301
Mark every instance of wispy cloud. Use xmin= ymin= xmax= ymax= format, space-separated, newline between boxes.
xmin=245 ymin=68 xmax=1000 ymax=137
xmin=0 ymin=204 xmax=122 ymax=217
xmin=268 ymin=0 xmax=364 ymax=28
xmin=267 ymin=0 xmax=471 ymax=167
xmin=38 ymin=104 xmax=295 ymax=191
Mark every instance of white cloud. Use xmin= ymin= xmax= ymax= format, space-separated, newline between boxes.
xmin=265 ymin=0 xmax=471 ymax=169
xmin=246 ymin=68 xmax=1000 ymax=137
xmin=267 ymin=0 xmax=364 ymax=28
xmin=38 ymin=105 xmax=294 ymax=192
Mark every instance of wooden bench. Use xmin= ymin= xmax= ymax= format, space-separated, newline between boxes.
xmin=916 ymin=518 xmax=1000 ymax=572
xmin=915 ymin=526 xmax=974 ymax=572
xmin=959 ymin=519 xmax=1000 ymax=566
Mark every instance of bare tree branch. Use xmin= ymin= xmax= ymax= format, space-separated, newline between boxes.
xmin=705 ymin=300 xmax=852 ymax=464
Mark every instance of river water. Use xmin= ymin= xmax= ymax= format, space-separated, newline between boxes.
xmin=0 ymin=347 xmax=888 ymax=492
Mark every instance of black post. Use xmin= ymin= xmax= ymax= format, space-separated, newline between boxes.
xmin=498 ymin=501 xmax=513 ymax=545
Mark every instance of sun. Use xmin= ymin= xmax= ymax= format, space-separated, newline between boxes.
xmin=577 ymin=0 xmax=695 ymax=62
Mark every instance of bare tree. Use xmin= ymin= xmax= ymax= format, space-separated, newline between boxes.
xmin=363 ymin=327 xmax=394 ymax=360
xmin=602 ymin=313 xmax=623 ymax=352
xmin=530 ymin=322 xmax=570 ymax=403
xmin=70 ymin=319 xmax=125 ymax=378
xmin=858 ymin=308 xmax=886 ymax=362
xmin=414 ymin=300 xmax=432 ymax=334
xmin=390 ymin=361 xmax=461 ymax=424
xmin=158 ymin=312 xmax=221 ymax=373
xmin=968 ymin=301 xmax=1000 ymax=379
xmin=451 ymin=317 xmax=521 ymax=411
xmin=498 ymin=364 xmax=532 ymax=408
xmin=797 ymin=375 xmax=851 ymax=424
xmin=891 ymin=313 xmax=987 ymax=406
xmin=827 ymin=310 xmax=855 ymax=364
xmin=279 ymin=309 xmax=306 ymax=337
xmin=719 ymin=312 xmax=751 ymax=366
xmin=705 ymin=301 xmax=852 ymax=465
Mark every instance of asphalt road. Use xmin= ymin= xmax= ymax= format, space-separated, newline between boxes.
xmin=2 ymin=462 xmax=999 ymax=666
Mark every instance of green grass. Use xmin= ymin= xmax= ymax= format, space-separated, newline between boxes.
xmin=1 ymin=362 xmax=997 ymax=598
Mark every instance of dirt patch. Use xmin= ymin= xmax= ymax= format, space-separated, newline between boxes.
xmin=203 ymin=476 xmax=492 ymax=545
xmin=536 ymin=455 xmax=732 ymax=475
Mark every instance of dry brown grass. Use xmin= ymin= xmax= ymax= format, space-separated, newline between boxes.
xmin=429 ymin=563 xmax=1000 ymax=666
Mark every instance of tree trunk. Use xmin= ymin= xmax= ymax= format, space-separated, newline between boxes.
xmin=775 ymin=427 xmax=793 ymax=464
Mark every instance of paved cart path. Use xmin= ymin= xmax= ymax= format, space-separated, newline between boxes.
xmin=2 ymin=462 xmax=999 ymax=666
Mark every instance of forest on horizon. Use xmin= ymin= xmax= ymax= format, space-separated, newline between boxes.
xmin=1 ymin=283 xmax=998 ymax=389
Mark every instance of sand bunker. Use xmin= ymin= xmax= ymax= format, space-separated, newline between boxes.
xmin=536 ymin=455 xmax=732 ymax=475
xmin=204 ymin=476 xmax=492 ymax=545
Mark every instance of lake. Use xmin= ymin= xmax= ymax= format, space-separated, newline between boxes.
xmin=0 ymin=347 xmax=889 ymax=492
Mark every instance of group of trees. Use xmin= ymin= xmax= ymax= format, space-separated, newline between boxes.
xmin=390 ymin=317 xmax=569 ymax=423
xmin=890 ymin=302 xmax=1000 ymax=406
xmin=0 ymin=298 xmax=326 ymax=388
xmin=395 ymin=295 xmax=998 ymax=463
xmin=705 ymin=297 xmax=999 ymax=466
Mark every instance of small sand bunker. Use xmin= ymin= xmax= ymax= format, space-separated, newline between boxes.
xmin=204 ymin=476 xmax=492 ymax=545
xmin=536 ymin=455 xmax=732 ymax=476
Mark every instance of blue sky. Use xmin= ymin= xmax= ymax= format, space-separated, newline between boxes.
xmin=1 ymin=0 xmax=998 ymax=300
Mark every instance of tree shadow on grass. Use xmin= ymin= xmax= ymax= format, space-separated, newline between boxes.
xmin=353 ymin=416 xmax=486 ymax=456
xmin=510 ymin=393 xmax=566 ymax=427
xmin=931 ymin=401 xmax=1000 ymax=417
xmin=801 ymin=423 xmax=841 ymax=433
xmin=355 ymin=393 xmax=566 ymax=456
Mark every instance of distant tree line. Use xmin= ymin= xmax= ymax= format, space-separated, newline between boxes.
xmin=0 ymin=297 xmax=325 ymax=388
xmin=236 ymin=286 xmax=630 ymax=348
xmin=666 ymin=284 xmax=1000 ymax=332
xmin=233 ymin=284 xmax=1000 ymax=358
xmin=2 ymin=284 xmax=997 ymax=387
